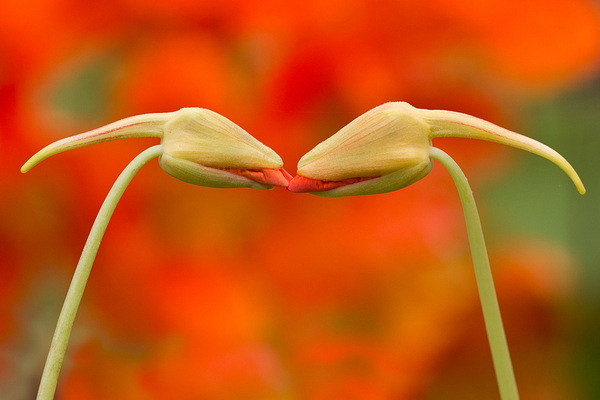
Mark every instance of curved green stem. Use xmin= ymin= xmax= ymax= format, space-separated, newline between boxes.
xmin=429 ymin=147 xmax=519 ymax=400
xmin=36 ymin=145 xmax=164 ymax=400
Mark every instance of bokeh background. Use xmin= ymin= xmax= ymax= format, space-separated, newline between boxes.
xmin=1 ymin=0 xmax=599 ymax=399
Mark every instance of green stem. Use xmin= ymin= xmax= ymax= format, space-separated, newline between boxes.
xmin=429 ymin=147 xmax=519 ymax=400
xmin=36 ymin=145 xmax=163 ymax=400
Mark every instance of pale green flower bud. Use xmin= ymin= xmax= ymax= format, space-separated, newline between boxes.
xmin=288 ymin=102 xmax=585 ymax=197
xmin=289 ymin=102 xmax=433 ymax=196
xmin=21 ymin=108 xmax=291 ymax=190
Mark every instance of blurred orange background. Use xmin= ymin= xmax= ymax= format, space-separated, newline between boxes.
xmin=1 ymin=0 xmax=600 ymax=399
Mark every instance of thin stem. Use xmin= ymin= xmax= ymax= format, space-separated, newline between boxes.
xmin=36 ymin=145 xmax=163 ymax=400
xmin=429 ymin=147 xmax=519 ymax=400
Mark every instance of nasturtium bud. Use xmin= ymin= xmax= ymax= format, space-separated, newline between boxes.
xmin=21 ymin=108 xmax=292 ymax=190
xmin=289 ymin=102 xmax=433 ymax=196
xmin=288 ymin=102 xmax=585 ymax=197
xmin=158 ymin=108 xmax=291 ymax=189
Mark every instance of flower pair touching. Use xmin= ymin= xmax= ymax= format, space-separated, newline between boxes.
xmin=22 ymin=102 xmax=585 ymax=197
xmin=23 ymin=102 xmax=585 ymax=400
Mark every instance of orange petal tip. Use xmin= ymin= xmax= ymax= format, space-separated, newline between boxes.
xmin=225 ymin=167 xmax=293 ymax=188
xmin=287 ymin=175 xmax=377 ymax=193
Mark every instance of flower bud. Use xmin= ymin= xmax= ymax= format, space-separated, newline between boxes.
xmin=288 ymin=102 xmax=585 ymax=197
xmin=158 ymin=108 xmax=291 ymax=189
xmin=288 ymin=102 xmax=433 ymax=196
xmin=21 ymin=108 xmax=292 ymax=190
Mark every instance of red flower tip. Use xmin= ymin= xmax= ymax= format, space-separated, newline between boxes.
xmin=224 ymin=167 xmax=293 ymax=188
xmin=287 ymin=174 xmax=377 ymax=193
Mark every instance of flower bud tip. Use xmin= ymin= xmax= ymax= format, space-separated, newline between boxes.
xmin=226 ymin=167 xmax=293 ymax=188
xmin=287 ymin=175 xmax=377 ymax=193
